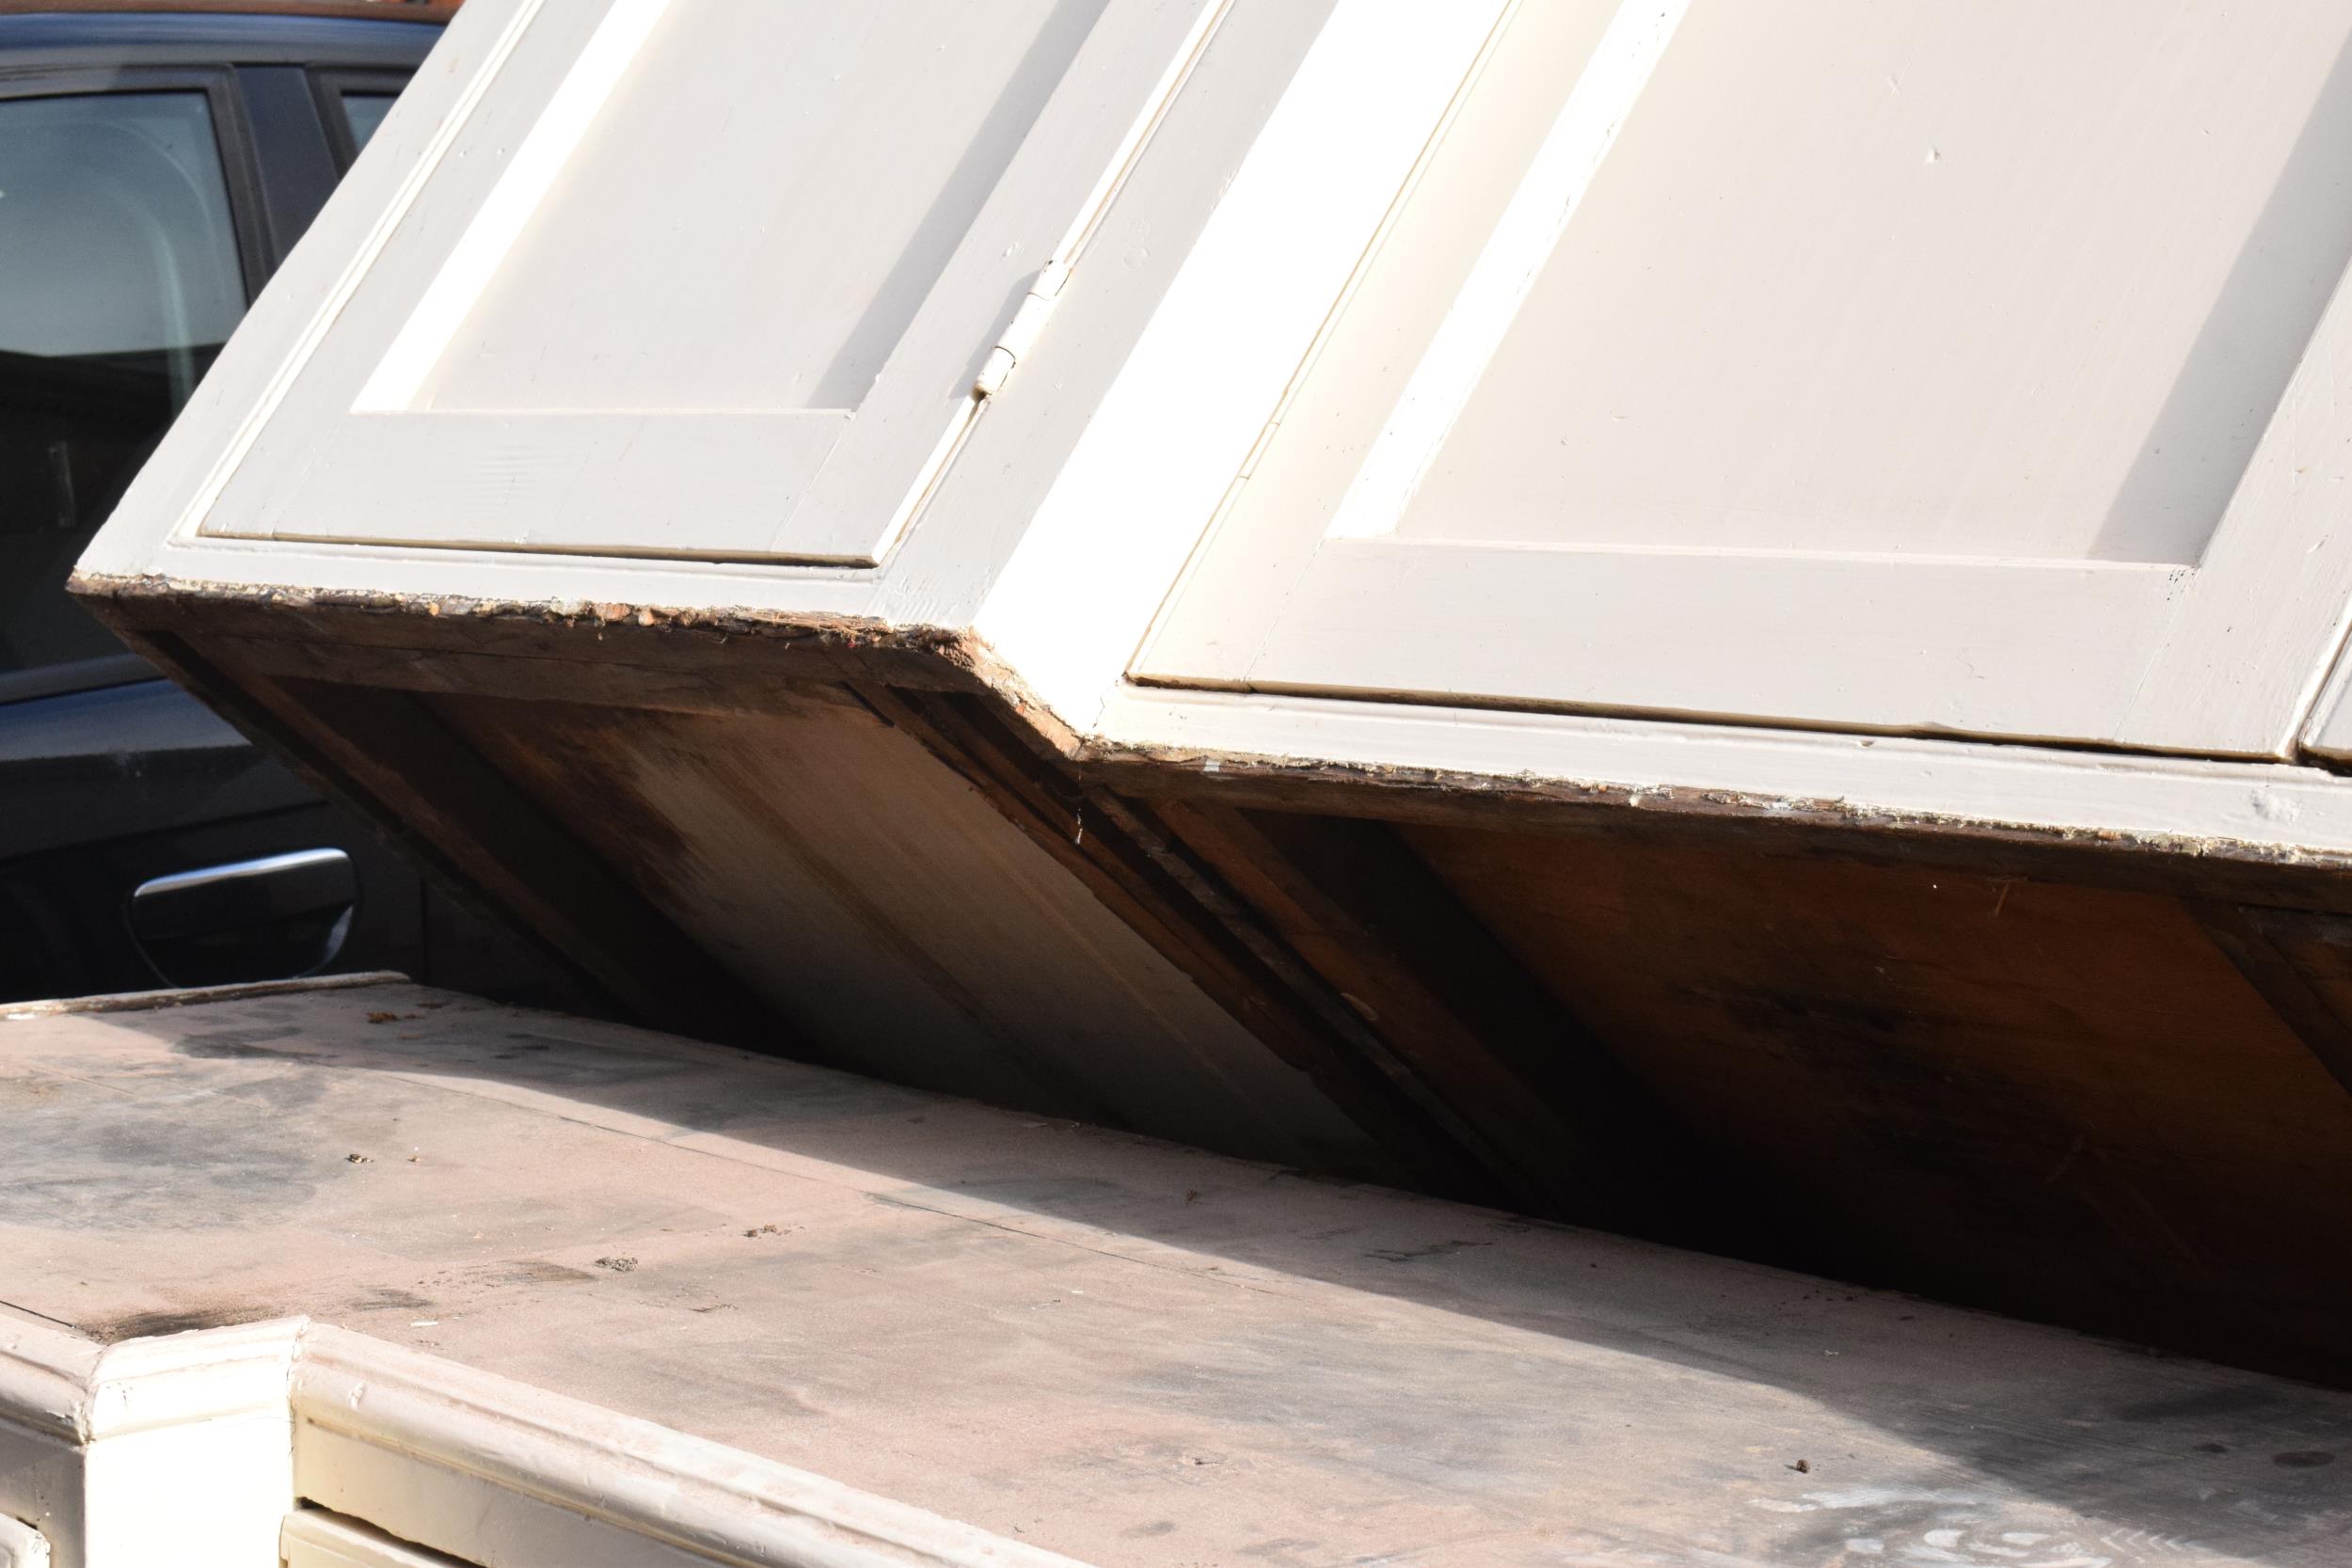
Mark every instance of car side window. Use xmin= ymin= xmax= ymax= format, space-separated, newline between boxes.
xmin=0 ymin=90 xmax=246 ymax=679
xmin=339 ymin=90 xmax=398 ymax=154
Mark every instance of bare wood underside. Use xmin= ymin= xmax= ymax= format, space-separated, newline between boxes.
xmin=74 ymin=584 xmax=2352 ymax=1385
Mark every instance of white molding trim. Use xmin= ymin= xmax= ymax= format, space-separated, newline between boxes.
xmin=0 ymin=1319 xmax=301 ymax=1568
xmin=290 ymin=1325 xmax=1089 ymax=1568
xmin=0 ymin=1321 xmax=87 ymax=1568
xmin=0 ymin=1321 xmax=99 ymax=1446
xmin=0 ymin=1317 xmax=1089 ymax=1568
xmin=84 ymin=1318 xmax=302 ymax=1443
xmin=80 ymin=1322 xmax=299 ymax=1568
xmin=1092 ymin=685 xmax=2352 ymax=865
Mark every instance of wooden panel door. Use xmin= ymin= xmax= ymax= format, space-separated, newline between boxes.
xmin=200 ymin=0 xmax=1220 ymax=564
xmin=1141 ymin=0 xmax=2352 ymax=757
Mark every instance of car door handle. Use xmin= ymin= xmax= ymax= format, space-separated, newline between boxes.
xmin=128 ymin=847 xmax=358 ymax=989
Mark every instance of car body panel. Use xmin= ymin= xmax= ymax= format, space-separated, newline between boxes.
xmin=0 ymin=4 xmax=571 ymax=1006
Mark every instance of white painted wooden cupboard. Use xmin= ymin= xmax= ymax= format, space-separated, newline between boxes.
xmin=68 ymin=0 xmax=2352 ymax=1387
xmin=81 ymin=0 xmax=2352 ymax=815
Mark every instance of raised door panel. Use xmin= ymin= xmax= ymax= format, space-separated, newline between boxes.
xmin=1140 ymin=0 xmax=2352 ymax=757
xmin=200 ymin=0 xmax=1219 ymax=564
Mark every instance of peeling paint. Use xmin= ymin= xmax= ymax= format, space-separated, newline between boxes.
xmin=69 ymin=570 xmax=2352 ymax=876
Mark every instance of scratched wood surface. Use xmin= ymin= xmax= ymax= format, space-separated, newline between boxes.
xmin=4 ymin=979 xmax=2350 ymax=1567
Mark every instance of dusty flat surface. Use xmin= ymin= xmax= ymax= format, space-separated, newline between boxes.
xmin=2 ymin=979 xmax=2348 ymax=1567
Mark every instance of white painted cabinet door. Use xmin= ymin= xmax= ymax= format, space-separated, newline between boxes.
xmin=1140 ymin=0 xmax=2352 ymax=757
xmin=200 ymin=0 xmax=1219 ymax=564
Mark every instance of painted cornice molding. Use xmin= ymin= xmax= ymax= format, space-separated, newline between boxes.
xmin=0 ymin=1317 xmax=1089 ymax=1568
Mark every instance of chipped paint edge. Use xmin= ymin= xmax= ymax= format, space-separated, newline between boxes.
xmin=69 ymin=572 xmax=2352 ymax=874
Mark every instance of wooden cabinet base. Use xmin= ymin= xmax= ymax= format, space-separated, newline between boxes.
xmin=63 ymin=0 xmax=2352 ymax=1412
xmin=4 ymin=976 xmax=2349 ymax=1567
xmin=66 ymin=585 xmax=2352 ymax=1390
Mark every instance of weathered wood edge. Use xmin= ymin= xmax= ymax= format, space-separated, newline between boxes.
xmin=71 ymin=576 xmax=2352 ymax=898
xmin=74 ymin=588 xmax=785 ymax=1049
xmin=1 ymin=972 xmax=406 ymax=1022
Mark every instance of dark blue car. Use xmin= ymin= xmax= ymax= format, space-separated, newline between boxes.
xmin=0 ymin=0 xmax=572 ymax=1004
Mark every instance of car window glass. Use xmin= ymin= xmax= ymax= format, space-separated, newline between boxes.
xmin=341 ymin=91 xmax=397 ymax=154
xmin=0 ymin=90 xmax=245 ymax=678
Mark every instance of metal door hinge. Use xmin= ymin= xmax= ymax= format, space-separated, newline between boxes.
xmin=974 ymin=260 xmax=1072 ymax=398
